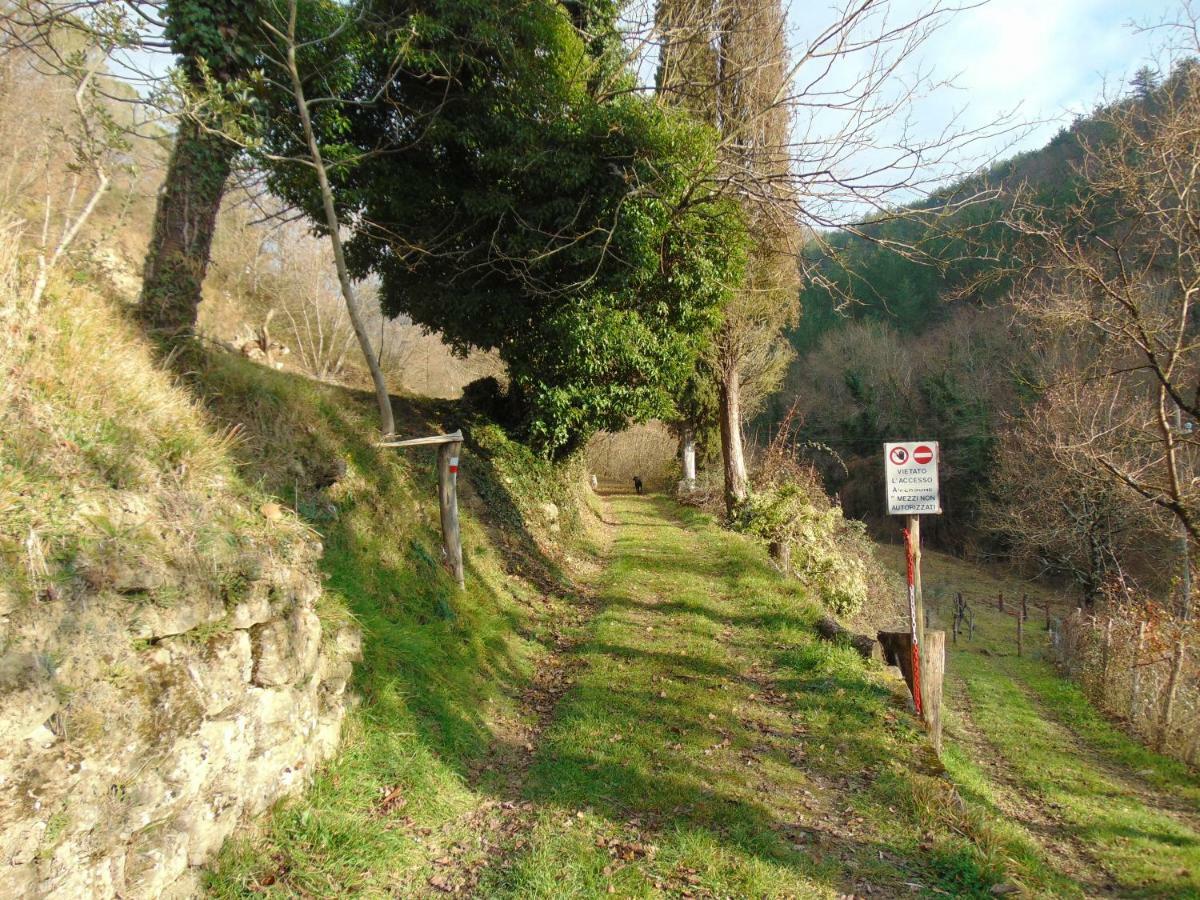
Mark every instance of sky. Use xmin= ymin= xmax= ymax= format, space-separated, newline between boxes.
xmin=118 ymin=0 xmax=1183 ymax=218
xmin=879 ymin=0 xmax=1182 ymax=157
xmin=621 ymin=0 xmax=1185 ymax=219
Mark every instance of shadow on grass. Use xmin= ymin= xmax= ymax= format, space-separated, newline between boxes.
xmin=188 ymin=349 xmax=581 ymax=777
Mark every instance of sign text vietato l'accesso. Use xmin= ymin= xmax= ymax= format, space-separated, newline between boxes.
xmin=884 ymin=441 xmax=941 ymax=515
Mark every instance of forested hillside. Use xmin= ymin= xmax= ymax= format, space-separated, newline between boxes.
xmin=768 ymin=65 xmax=1184 ymax=563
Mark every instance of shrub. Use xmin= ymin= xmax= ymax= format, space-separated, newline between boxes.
xmin=731 ymin=479 xmax=872 ymax=616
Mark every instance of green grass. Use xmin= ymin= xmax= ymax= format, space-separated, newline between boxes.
xmin=202 ymin=431 xmax=1026 ymax=899
xmin=897 ymin=544 xmax=1200 ymax=898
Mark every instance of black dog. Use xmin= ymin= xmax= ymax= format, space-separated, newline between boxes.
xmin=633 ymin=475 xmax=644 ymax=495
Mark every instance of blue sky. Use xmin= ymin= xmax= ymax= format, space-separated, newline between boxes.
xmin=877 ymin=0 xmax=1181 ymax=157
xmin=621 ymin=1 xmax=1183 ymax=216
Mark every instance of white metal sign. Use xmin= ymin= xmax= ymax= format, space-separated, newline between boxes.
xmin=884 ymin=441 xmax=941 ymax=515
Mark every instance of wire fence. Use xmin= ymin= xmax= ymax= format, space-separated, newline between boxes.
xmin=1052 ymin=604 xmax=1197 ymax=764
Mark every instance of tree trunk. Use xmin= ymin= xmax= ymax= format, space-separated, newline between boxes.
xmin=138 ymin=118 xmax=234 ymax=339
xmin=283 ymin=6 xmax=395 ymax=437
xmin=681 ymin=429 xmax=697 ymax=488
xmin=718 ymin=363 xmax=748 ymax=516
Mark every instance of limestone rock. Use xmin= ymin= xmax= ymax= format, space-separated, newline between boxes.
xmin=0 ymin=652 xmax=59 ymax=744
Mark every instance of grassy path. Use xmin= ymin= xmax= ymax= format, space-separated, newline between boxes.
xmin=466 ymin=496 xmax=1019 ymax=898
xmin=211 ymin=494 xmax=1075 ymax=898
xmin=882 ymin=547 xmax=1200 ymax=898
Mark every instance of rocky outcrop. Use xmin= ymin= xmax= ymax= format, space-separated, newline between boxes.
xmin=0 ymin=544 xmax=359 ymax=898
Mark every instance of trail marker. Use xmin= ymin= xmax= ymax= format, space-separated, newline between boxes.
xmin=378 ymin=429 xmax=466 ymax=589
xmin=884 ymin=440 xmax=943 ymax=750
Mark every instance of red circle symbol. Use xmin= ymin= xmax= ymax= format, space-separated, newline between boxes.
xmin=913 ymin=445 xmax=934 ymax=465
xmin=889 ymin=446 xmax=909 ymax=465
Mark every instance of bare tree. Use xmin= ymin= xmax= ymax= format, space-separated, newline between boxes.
xmin=1005 ymin=52 xmax=1200 ymax=618
xmin=257 ymin=0 xmax=394 ymax=435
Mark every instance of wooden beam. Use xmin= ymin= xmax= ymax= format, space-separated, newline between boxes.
xmin=377 ymin=429 xmax=464 ymax=448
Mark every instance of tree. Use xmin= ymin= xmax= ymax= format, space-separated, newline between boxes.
xmin=263 ymin=0 xmax=743 ymax=456
xmin=257 ymin=0 xmax=395 ymax=434
xmin=650 ymin=0 xmax=1012 ymax=515
xmin=655 ymin=0 xmax=799 ymax=514
xmin=1005 ymin=55 xmax=1200 ymax=618
xmin=137 ymin=0 xmax=264 ymax=339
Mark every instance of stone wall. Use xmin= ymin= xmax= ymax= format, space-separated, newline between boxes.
xmin=0 ymin=542 xmax=359 ymax=898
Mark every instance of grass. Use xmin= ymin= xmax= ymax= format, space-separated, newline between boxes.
xmin=206 ymin=471 xmax=1036 ymax=897
xmin=883 ymin=543 xmax=1200 ymax=898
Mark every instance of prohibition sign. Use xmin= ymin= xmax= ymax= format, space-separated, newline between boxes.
xmin=913 ymin=445 xmax=934 ymax=465
xmin=889 ymin=446 xmax=909 ymax=465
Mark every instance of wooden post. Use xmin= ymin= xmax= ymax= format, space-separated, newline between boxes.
xmin=907 ymin=515 xmax=925 ymax=650
xmin=1101 ymin=617 xmax=1114 ymax=691
xmin=1016 ymin=613 xmax=1023 ymax=658
xmin=378 ymin=430 xmax=466 ymax=590
xmin=771 ymin=540 xmax=791 ymax=573
xmin=922 ymin=630 xmax=946 ymax=754
xmin=998 ymin=592 xmax=1004 ymax=613
xmin=1157 ymin=639 xmax=1186 ymax=752
xmin=437 ymin=439 xmax=465 ymax=589
xmin=1022 ymin=593 xmax=1028 ymax=621
xmin=1130 ymin=620 xmax=1147 ymax=722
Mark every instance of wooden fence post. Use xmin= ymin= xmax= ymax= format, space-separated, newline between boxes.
xmin=1017 ymin=613 xmax=1023 ymax=658
xmin=1101 ymin=617 xmax=1114 ymax=692
xmin=1130 ymin=620 xmax=1147 ymax=722
xmin=998 ymin=592 xmax=1004 ymax=613
xmin=379 ymin=430 xmax=466 ymax=590
xmin=1022 ymin=593 xmax=1028 ymax=621
xmin=1157 ymin=639 xmax=1186 ymax=752
xmin=922 ymin=630 xmax=946 ymax=755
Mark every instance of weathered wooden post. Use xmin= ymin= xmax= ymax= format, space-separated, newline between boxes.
xmin=884 ymin=441 xmax=941 ymax=746
xmin=1130 ymin=619 xmax=1147 ymax=721
xmin=1157 ymin=639 xmax=1186 ymax=752
xmin=1021 ymin=593 xmax=1028 ymax=621
xmin=1101 ymin=617 xmax=1114 ymax=691
xmin=998 ymin=592 xmax=1004 ymax=613
xmin=1016 ymin=613 xmax=1023 ymax=658
xmin=379 ymin=429 xmax=466 ymax=589
xmin=922 ymin=630 xmax=945 ymax=754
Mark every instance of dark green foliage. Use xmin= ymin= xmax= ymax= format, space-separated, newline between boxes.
xmin=260 ymin=0 xmax=743 ymax=458
xmin=768 ymin=74 xmax=1196 ymax=547
xmin=162 ymin=0 xmax=262 ymax=82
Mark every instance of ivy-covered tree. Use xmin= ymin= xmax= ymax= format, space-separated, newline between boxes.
xmin=263 ymin=0 xmax=744 ymax=456
xmin=137 ymin=0 xmax=264 ymax=338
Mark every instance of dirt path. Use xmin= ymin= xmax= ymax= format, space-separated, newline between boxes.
xmin=457 ymin=495 xmax=1016 ymax=898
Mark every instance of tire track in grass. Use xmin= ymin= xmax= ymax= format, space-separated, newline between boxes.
xmin=956 ymin=650 xmax=1200 ymax=897
xmin=944 ymin=672 xmax=1107 ymax=896
xmin=474 ymin=494 xmax=955 ymax=898
xmin=1003 ymin=658 xmax=1200 ymax=834
xmin=393 ymin=512 xmax=611 ymax=897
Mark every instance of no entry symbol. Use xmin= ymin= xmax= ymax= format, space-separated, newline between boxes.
xmin=913 ymin=445 xmax=934 ymax=465
xmin=889 ymin=446 xmax=909 ymax=465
